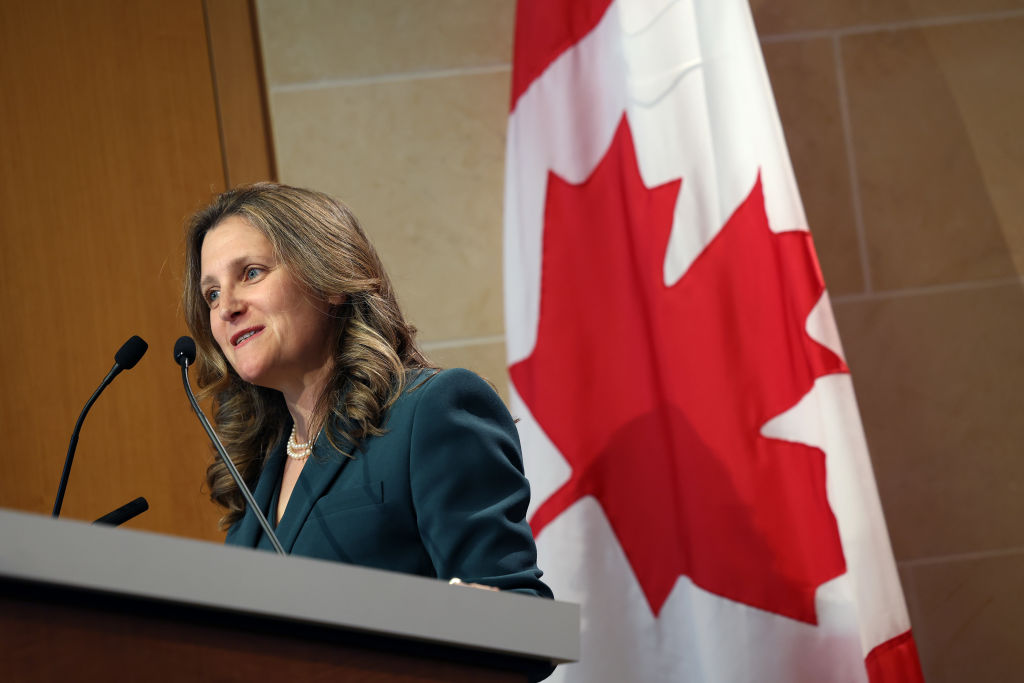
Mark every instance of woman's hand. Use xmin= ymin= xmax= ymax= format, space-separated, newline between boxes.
xmin=448 ymin=577 xmax=499 ymax=591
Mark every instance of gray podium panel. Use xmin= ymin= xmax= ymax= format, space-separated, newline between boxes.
xmin=0 ymin=508 xmax=578 ymax=668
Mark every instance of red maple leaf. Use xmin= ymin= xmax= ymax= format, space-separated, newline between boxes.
xmin=511 ymin=116 xmax=848 ymax=623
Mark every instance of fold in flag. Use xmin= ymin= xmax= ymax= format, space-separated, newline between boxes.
xmin=503 ymin=1 xmax=926 ymax=681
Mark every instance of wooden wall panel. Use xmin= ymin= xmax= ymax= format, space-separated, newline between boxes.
xmin=0 ymin=0 xmax=274 ymax=541
xmin=206 ymin=0 xmax=277 ymax=185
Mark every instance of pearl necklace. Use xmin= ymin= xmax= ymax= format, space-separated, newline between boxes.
xmin=286 ymin=425 xmax=313 ymax=460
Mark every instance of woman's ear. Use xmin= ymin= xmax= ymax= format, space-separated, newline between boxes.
xmin=327 ymin=293 xmax=347 ymax=307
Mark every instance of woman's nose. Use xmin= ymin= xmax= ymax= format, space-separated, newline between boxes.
xmin=217 ymin=288 xmax=246 ymax=320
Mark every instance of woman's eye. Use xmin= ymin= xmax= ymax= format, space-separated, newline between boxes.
xmin=205 ymin=289 xmax=220 ymax=305
xmin=245 ymin=267 xmax=263 ymax=280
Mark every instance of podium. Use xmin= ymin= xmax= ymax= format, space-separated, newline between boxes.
xmin=0 ymin=509 xmax=578 ymax=681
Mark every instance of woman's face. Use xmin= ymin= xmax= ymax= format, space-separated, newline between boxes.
xmin=199 ymin=215 xmax=339 ymax=396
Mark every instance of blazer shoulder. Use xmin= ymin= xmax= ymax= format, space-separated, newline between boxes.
xmin=410 ymin=367 xmax=500 ymax=400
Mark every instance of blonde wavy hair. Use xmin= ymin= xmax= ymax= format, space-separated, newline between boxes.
xmin=183 ymin=183 xmax=433 ymax=528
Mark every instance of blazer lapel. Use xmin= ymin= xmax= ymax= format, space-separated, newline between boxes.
xmin=229 ymin=437 xmax=286 ymax=548
xmin=273 ymin=429 xmax=353 ymax=552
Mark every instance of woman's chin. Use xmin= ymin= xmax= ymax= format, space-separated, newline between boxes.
xmin=231 ymin=363 xmax=269 ymax=387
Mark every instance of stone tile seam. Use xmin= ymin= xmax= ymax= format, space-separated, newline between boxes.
xmin=416 ymin=275 xmax=1024 ymax=351
xmin=831 ymin=275 xmax=1024 ymax=304
xmin=269 ymin=64 xmax=511 ymax=93
xmin=263 ymin=9 xmax=1024 ymax=93
xmin=899 ymin=544 xmax=1024 ymax=568
xmin=421 ymin=334 xmax=506 ymax=352
xmin=831 ymin=33 xmax=873 ymax=294
xmin=758 ymin=7 xmax=1024 ymax=44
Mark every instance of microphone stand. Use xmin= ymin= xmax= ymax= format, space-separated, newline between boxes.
xmin=93 ymin=496 xmax=149 ymax=526
xmin=178 ymin=359 xmax=285 ymax=556
xmin=53 ymin=367 xmax=119 ymax=517
xmin=53 ymin=335 xmax=149 ymax=517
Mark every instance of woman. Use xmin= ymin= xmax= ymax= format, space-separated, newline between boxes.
xmin=182 ymin=183 xmax=551 ymax=598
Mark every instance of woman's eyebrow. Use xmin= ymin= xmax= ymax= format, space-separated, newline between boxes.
xmin=200 ymin=255 xmax=252 ymax=288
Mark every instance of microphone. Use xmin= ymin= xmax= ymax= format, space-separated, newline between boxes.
xmin=173 ymin=336 xmax=285 ymax=555
xmin=93 ymin=496 xmax=149 ymax=526
xmin=173 ymin=335 xmax=195 ymax=366
xmin=52 ymin=335 xmax=149 ymax=518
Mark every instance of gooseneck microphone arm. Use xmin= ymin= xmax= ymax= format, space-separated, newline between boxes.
xmin=93 ymin=496 xmax=149 ymax=526
xmin=53 ymin=335 xmax=149 ymax=518
xmin=174 ymin=336 xmax=285 ymax=556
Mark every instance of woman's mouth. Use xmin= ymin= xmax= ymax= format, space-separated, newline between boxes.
xmin=231 ymin=327 xmax=264 ymax=347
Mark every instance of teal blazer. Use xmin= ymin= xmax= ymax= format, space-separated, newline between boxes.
xmin=225 ymin=368 xmax=552 ymax=599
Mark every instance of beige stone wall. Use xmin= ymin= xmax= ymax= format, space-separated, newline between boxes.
xmin=756 ymin=3 xmax=1024 ymax=681
xmin=255 ymin=1 xmax=1024 ymax=679
xmin=256 ymin=0 xmax=516 ymax=398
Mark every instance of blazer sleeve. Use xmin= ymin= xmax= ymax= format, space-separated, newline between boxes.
xmin=407 ymin=368 xmax=553 ymax=599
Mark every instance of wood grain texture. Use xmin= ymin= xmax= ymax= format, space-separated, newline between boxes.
xmin=0 ymin=592 xmax=526 ymax=682
xmin=0 ymin=0 xmax=274 ymax=541
xmin=205 ymin=0 xmax=278 ymax=185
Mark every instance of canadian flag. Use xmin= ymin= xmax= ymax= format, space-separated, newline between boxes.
xmin=503 ymin=1 xmax=925 ymax=682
